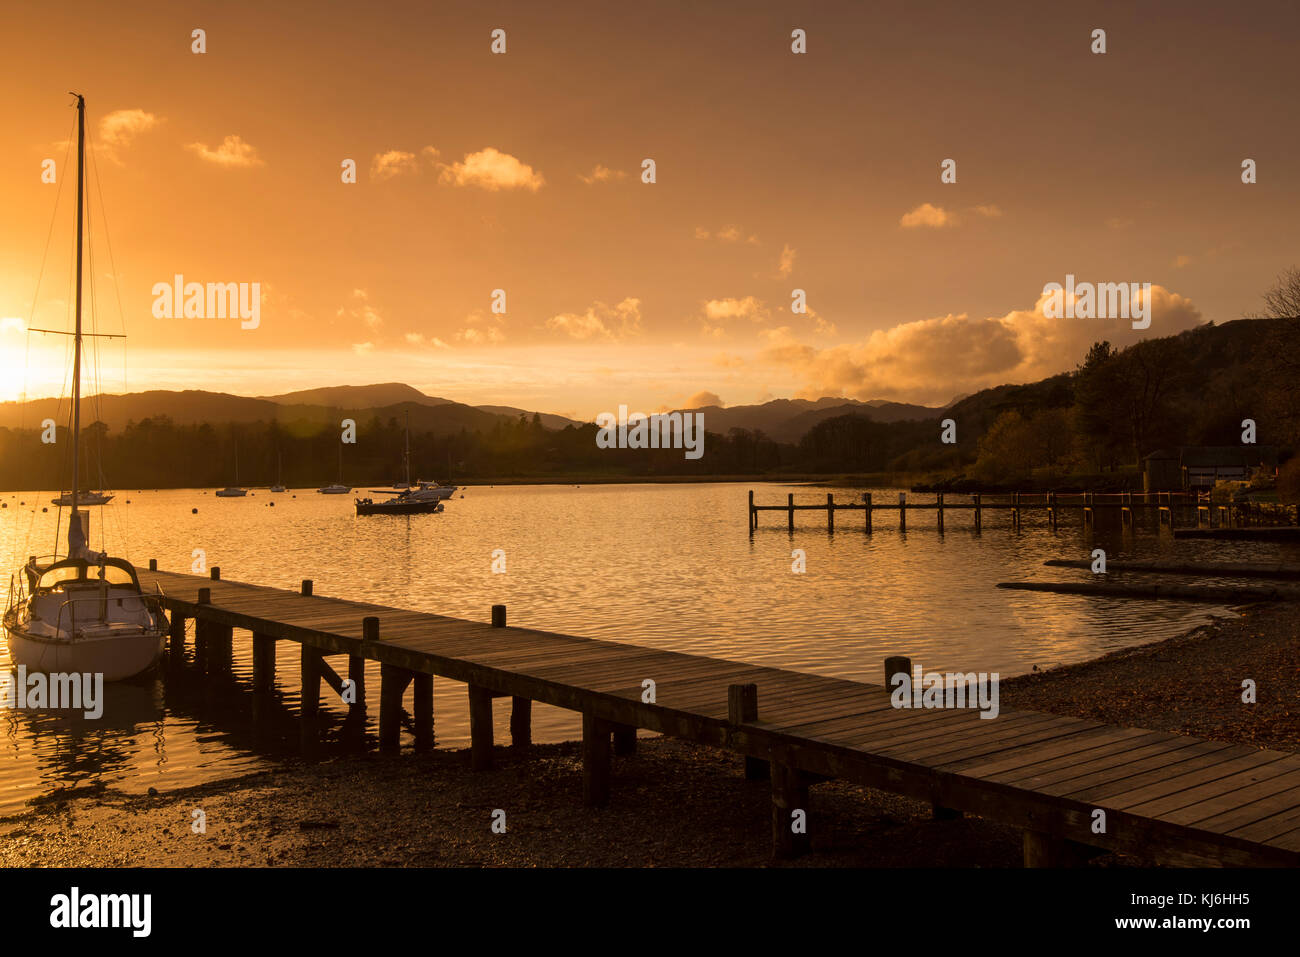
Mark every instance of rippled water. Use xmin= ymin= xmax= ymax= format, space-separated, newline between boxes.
xmin=3 ymin=483 xmax=1296 ymax=814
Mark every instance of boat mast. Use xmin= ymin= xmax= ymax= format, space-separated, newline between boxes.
xmin=404 ymin=410 xmax=411 ymax=487
xmin=69 ymin=93 xmax=86 ymax=539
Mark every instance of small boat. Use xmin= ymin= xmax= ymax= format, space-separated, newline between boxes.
xmin=270 ymin=452 xmax=286 ymax=492
xmin=216 ymin=432 xmax=248 ymax=496
xmin=50 ymin=490 xmax=114 ymax=506
xmin=357 ymin=411 xmax=447 ymax=515
xmin=318 ymin=446 xmax=351 ymax=494
xmin=4 ymin=94 xmax=168 ymax=681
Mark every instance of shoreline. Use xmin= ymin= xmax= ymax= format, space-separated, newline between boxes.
xmin=2 ymin=602 xmax=1295 ymax=867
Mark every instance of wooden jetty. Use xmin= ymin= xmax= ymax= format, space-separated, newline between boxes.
xmin=1044 ymin=559 xmax=1300 ymax=580
xmin=748 ymin=490 xmax=1222 ymax=533
xmin=997 ymin=580 xmax=1300 ymax=603
xmin=139 ymin=562 xmax=1300 ymax=866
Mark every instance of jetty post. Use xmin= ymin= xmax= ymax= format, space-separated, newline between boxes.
xmin=936 ymin=492 xmax=944 ymax=533
xmin=787 ymin=492 xmax=795 ymax=533
xmin=898 ymin=492 xmax=906 ymax=533
xmin=973 ymin=493 xmax=982 ymax=531
xmin=827 ymin=492 xmax=835 ymax=532
xmin=728 ymin=682 xmax=768 ymax=781
xmin=864 ymin=492 xmax=872 ymax=533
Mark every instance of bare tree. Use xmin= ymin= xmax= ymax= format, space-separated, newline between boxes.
xmin=1252 ymin=267 xmax=1300 ymax=444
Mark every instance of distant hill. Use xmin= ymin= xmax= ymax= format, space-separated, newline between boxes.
xmin=680 ymin=396 xmax=945 ymax=443
xmin=258 ymin=383 xmax=450 ymax=407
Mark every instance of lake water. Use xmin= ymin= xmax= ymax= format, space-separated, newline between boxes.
xmin=3 ymin=482 xmax=1296 ymax=815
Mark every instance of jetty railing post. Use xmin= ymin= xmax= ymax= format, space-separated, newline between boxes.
xmin=210 ymin=566 xmax=220 ymax=581
xmin=301 ymin=578 xmax=313 ymax=597
xmin=973 ymin=492 xmax=982 ymax=531
xmin=787 ymin=492 xmax=795 ymax=533
xmin=864 ymin=492 xmax=872 ymax=533
xmin=1012 ymin=491 xmax=1020 ymax=529
xmin=898 ymin=491 xmax=906 ymax=533
xmin=1048 ymin=491 xmax=1056 ymax=531
xmin=148 ymin=558 xmax=157 ymax=571
xmin=468 ymin=684 xmax=494 ymax=770
xmin=379 ymin=664 xmax=412 ymax=753
xmin=492 ymin=604 xmax=532 ymax=750
xmin=827 ymin=492 xmax=834 ymax=533
xmin=884 ymin=656 xmax=960 ymax=821
xmin=582 ymin=711 xmax=613 ymax=807
xmin=749 ymin=489 xmax=755 ymax=532
xmin=350 ymin=617 xmax=375 ymax=716
xmin=936 ymin=492 xmax=944 ymax=533
xmin=728 ymin=683 xmax=768 ymax=780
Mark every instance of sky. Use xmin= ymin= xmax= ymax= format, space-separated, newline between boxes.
xmin=1 ymin=0 xmax=1298 ymax=419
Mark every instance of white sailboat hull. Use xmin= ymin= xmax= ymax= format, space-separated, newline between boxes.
xmin=3 ymin=624 xmax=164 ymax=682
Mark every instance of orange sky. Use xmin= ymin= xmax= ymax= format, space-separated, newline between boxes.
xmin=2 ymin=0 xmax=1298 ymax=418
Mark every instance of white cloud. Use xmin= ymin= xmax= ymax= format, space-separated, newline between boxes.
xmin=546 ymin=297 xmax=641 ymax=340
xmin=97 ymin=109 xmax=159 ymax=161
xmin=186 ymin=134 xmax=263 ymax=168
xmin=760 ymin=285 xmax=1203 ymax=405
xmin=579 ymin=164 xmax=625 ymax=185
xmin=900 ymin=203 xmax=952 ymax=228
xmin=371 ymin=150 xmax=418 ymax=181
xmin=439 ymin=147 xmax=544 ymax=191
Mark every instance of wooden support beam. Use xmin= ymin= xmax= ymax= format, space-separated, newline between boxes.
xmin=511 ymin=696 xmax=532 ymax=749
xmin=413 ymin=673 xmax=434 ymax=752
xmin=468 ymin=683 xmax=494 ymax=770
xmin=148 ymin=558 xmax=157 ymax=571
xmin=252 ymin=631 xmax=276 ymax=691
xmin=936 ymin=492 xmax=944 ymax=533
xmin=864 ymin=492 xmax=872 ymax=533
xmin=379 ymin=663 xmax=412 ymax=753
xmin=787 ymin=492 xmax=794 ymax=533
xmin=826 ymin=492 xmax=834 ymax=532
xmin=1023 ymin=831 xmax=1100 ymax=867
xmin=771 ymin=762 xmax=811 ymax=859
xmin=300 ymin=643 xmax=322 ymax=755
xmin=318 ymin=656 xmax=345 ymax=696
xmin=973 ymin=493 xmax=982 ymax=531
xmin=749 ymin=489 xmax=755 ymax=532
xmin=207 ymin=623 xmax=233 ymax=677
xmin=728 ymin=683 xmax=768 ymax=780
xmin=300 ymin=579 xmax=313 ymax=597
xmin=168 ymin=614 xmax=187 ymax=664
xmin=491 ymin=604 xmax=507 ymax=628
xmin=210 ymin=566 xmax=220 ymax=581
xmin=898 ymin=491 xmax=906 ymax=533
xmin=883 ymin=655 xmax=960 ymax=818
xmin=612 ymin=722 xmax=636 ymax=755
xmin=582 ymin=711 xmax=612 ymax=807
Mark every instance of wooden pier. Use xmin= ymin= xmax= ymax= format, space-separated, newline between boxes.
xmin=749 ymin=490 xmax=1231 ymax=533
xmin=140 ymin=562 xmax=1300 ymax=866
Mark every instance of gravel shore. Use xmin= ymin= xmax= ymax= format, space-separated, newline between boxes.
xmin=2 ymin=602 xmax=1295 ymax=867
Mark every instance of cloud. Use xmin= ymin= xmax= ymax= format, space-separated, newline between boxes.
xmin=971 ymin=204 xmax=1003 ymax=218
xmin=759 ymin=284 xmax=1203 ymax=405
xmin=703 ymin=296 xmax=768 ymax=322
xmin=777 ymin=244 xmax=796 ymax=277
xmin=338 ymin=289 xmax=384 ymax=330
xmin=546 ymin=297 xmax=641 ymax=340
xmin=696 ymin=224 xmax=759 ymax=244
xmin=97 ymin=110 xmax=159 ymax=160
xmin=456 ymin=309 xmax=505 ymax=345
xmin=186 ymin=134 xmax=264 ymax=168
xmin=439 ymin=147 xmax=544 ymax=191
xmin=899 ymin=203 xmax=953 ymax=228
xmin=371 ymin=150 xmax=418 ymax=181
xmin=579 ymin=164 xmax=625 ymax=185
xmin=683 ymin=390 xmax=723 ymax=409
xmin=405 ymin=332 xmax=450 ymax=348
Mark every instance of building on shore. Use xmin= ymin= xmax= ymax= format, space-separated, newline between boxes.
xmin=1144 ymin=446 xmax=1279 ymax=492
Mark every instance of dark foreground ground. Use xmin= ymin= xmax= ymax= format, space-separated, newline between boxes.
xmin=2 ymin=602 xmax=1295 ymax=867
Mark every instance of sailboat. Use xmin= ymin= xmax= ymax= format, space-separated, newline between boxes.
xmin=356 ymin=411 xmax=445 ymax=515
xmin=3 ymin=94 xmax=168 ymax=681
xmin=215 ymin=434 xmax=248 ymax=497
xmin=50 ymin=433 xmax=114 ymax=505
xmin=270 ymin=452 xmax=286 ymax=493
xmin=317 ymin=445 xmax=351 ymax=494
